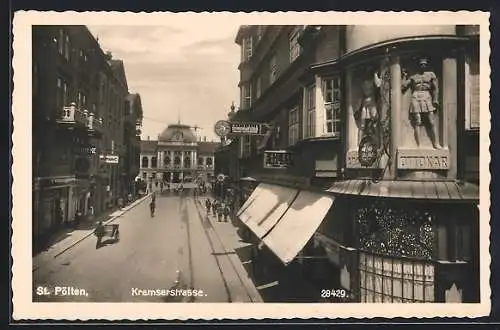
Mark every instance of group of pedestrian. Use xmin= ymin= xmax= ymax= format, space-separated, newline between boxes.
xmin=205 ymin=198 xmax=231 ymax=223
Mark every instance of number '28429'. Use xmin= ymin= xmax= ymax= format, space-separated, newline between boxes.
xmin=320 ymin=289 xmax=347 ymax=299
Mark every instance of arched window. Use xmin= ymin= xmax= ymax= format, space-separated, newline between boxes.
xmin=151 ymin=157 xmax=157 ymax=168
xmin=206 ymin=157 xmax=213 ymax=166
xmin=141 ymin=156 xmax=149 ymax=168
xmin=164 ymin=156 xmax=171 ymax=165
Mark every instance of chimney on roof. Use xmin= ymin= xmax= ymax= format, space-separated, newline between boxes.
xmin=203 ymin=136 xmax=206 ymax=142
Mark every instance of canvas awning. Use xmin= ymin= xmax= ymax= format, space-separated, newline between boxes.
xmin=262 ymin=191 xmax=335 ymax=265
xmin=237 ymin=183 xmax=299 ymax=239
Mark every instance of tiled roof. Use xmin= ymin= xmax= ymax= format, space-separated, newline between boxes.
xmin=140 ymin=140 xmax=157 ymax=153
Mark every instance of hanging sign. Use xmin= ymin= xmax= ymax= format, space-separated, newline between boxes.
xmin=216 ymin=173 xmax=225 ymax=182
xmin=357 ymin=137 xmax=379 ymax=167
xmin=231 ymin=122 xmax=271 ymax=135
xmin=99 ymin=154 xmax=119 ymax=164
xmin=214 ymin=120 xmax=232 ymax=137
xmin=263 ymin=150 xmax=293 ymax=169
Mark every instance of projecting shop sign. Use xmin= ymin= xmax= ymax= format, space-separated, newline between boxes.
xmin=99 ymin=154 xmax=119 ymax=164
xmin=230 ymin=122 xmax=265 ymax=135
xmin=263 ymin=150 xmax=293 ymax=169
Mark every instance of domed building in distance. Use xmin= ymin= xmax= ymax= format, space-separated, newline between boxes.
xmin=139 ymin=123 xmax=219 ymax=186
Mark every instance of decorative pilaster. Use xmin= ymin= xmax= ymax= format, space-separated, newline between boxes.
xmin=389 ymin=56 xmax=401 ymax=179
xmin=442 ymin=56 xmax=457 ymax=179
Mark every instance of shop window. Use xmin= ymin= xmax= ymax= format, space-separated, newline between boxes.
xmin=356 ymin=201 xmax=436 ymax=260
xmin=304 ymin=84 xmax=316 ymax=138
xmin=288 ymin=107 xmax=300 ymax=146
xmin=141 ymin=156 xmax=148 ymax=168
xmin=465 ymin=51 xmax=480 ymax=130
xmin=289 ymin=29 xmax=301 ymax=62
xmin=323 ymin=76 xmax=342 ymax=136
xmin=359 ymin=252 xmax=435 ymax=303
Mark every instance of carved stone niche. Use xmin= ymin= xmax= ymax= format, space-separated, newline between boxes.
xmin=399 ymin=55 xmax=444 ymax=151
xmin=346 ymin=58 xmax=391 ymax=169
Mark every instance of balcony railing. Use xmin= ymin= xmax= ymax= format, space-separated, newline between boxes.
xmin=56 ymin=103 xmax=87 ymax=127
xmin=86 ymin=113 xmax=104 ymax=137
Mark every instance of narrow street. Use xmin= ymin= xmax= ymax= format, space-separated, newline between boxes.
xmin=32 ymin=193 xmax=260 ymax=302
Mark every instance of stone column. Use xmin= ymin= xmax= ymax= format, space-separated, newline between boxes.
xmin=345 ymin=68 xmax=357 ymax=151
xmin=442 ymin=56 xmax=457 ymax=179
xmin=389 ymin=56 xmax=402 ymax=179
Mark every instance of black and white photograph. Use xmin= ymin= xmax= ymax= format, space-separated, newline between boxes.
xmin=12 ymin=11 xmax=490 ymax=320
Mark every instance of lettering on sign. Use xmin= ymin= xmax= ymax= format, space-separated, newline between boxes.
xmin=230 ymin=122 xmax=269 ymax=135
xmin=397 ymin=149 xmax=450 ymax=170
xmin=346 ymin=150 xmax=383 ymax=169
xmin=263 ymin=150 xmax=293 ymax=169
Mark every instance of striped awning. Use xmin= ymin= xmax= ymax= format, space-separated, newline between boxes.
xmin=326 ymin=179 xmax=479 ymax=201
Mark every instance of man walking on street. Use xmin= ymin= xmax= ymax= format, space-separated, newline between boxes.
xmin=205 ymin=198 xmax=211 ymax=216
xmin=223 ymin=203 xmax=230 ymax=222
xmin=94 ymin=220 xmax=105 ymax=249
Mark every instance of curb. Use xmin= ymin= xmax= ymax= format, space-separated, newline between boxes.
xmin=194 ymin=199 xmax=263 ymax=303
xmin=33 ymin=194 xmax=151 ymax=271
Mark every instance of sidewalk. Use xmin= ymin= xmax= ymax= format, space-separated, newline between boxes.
xmin=194 ymin=198 xmax=263 ymax=302
xmin=195 ymin=199 xmax=327 ymax=302
xmin=33 ymin=193 xmax=151 ymax=272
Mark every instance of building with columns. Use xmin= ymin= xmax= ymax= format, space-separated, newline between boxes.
xmin=226 ymin=25 xmax=480 ymax=303
xmin=140 ymin=123 xmax=218 ymax=186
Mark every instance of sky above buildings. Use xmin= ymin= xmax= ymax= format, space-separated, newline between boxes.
xmin=87 ymin=23 xmax=241 ymax=142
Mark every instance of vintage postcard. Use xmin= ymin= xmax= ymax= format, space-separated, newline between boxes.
xmin=12 ymin=11 xmax=491 ymax=320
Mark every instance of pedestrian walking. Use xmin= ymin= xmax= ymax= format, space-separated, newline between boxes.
xmin=211 ymin=199 xmax=217 ymax=217
xmin=205 ymin=198 xmax=211 ymax=215
xmin=149 ymin=200 xmax=156 ymax=217
xmin=94 ymin=220 xmax=105 ymax=249
xmin=223 ymin=203 xmax=230 ymax=222
xmin=217 ymin=202 xmax=224 ymax=222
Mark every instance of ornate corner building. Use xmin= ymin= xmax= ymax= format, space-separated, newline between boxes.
xmin=32 ymin=25 xmax=143 ymax=253
xmin=219 ymin=25 xmax=480 ymax=303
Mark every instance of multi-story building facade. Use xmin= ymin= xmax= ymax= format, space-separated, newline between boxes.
xmin=32 ymin=25 xmax=132 ymax=251
xmin=139 ymin=124 xmax=218 ymax=186
xmin=123 ymin=93 xmax=143 ymax=195
xmin=226 ymin=25 xmax=480 ymax=303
